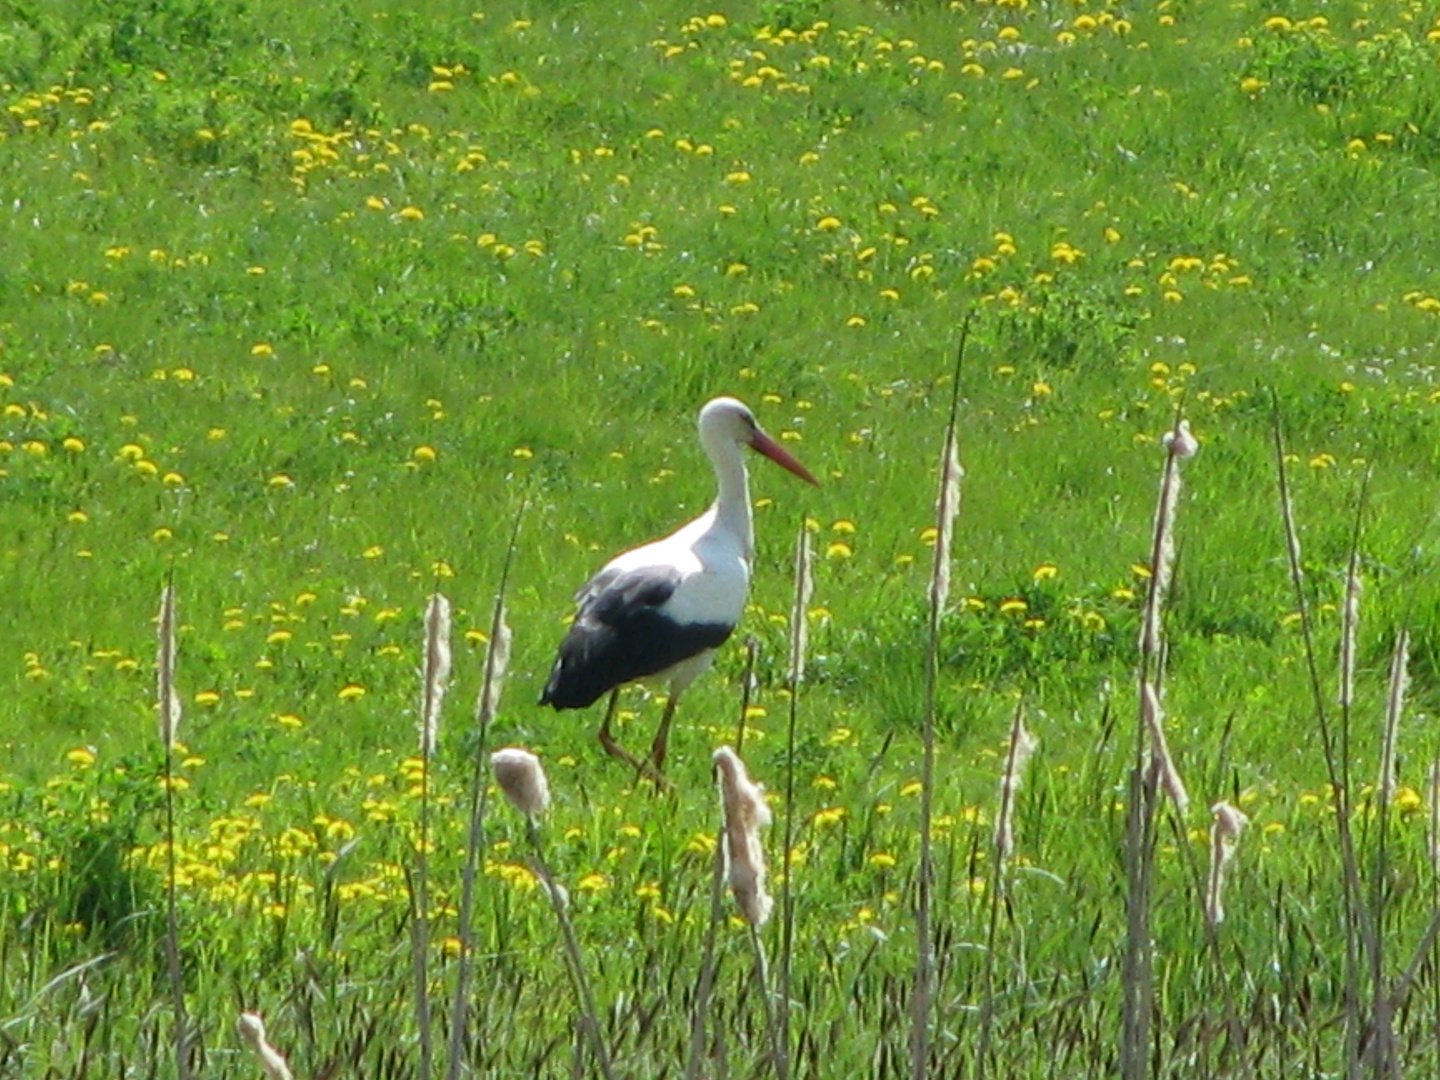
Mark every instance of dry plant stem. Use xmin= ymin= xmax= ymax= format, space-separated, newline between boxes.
xmin=686 ymin=837 xmax=728 ymax=1080
xmin=1167 ymin=809 xmax=1247 ymax=1071
xmin=1367 ymin=631 xmax=1409 ymax=1078
xmin=778 ymin=516 xmax=811 ymax=1079
xmin=1120 ymin=411 xmax=1185 ymax=1080
xmin=156 ymin=582 xmax=189 ymax=1080
xmin=527 ymin=820 xmax=617 ymax=1080
xmin=977 ymin=698 xmax=1028 ymax=1080
xmin=162 ymin=743 xmax=189 ymax=1080
xmin=413 ymin=592 xmax=451 ymax=1080
xmin=1272 ymin=404 xmax=1372 ymax=1079
xmin=446 ymin=504 xmax=523 ymax=1080
xmin=735 ymin=636 xmax=758 ymax=754
xmin=748 ymin=922 xmax=789 ymax=1080
xmin=913 ymin=325 xmax=967 ymax=1080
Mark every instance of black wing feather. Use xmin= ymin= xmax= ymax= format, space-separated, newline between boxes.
xmin=540 ymin=566 xmax=733 ymax=709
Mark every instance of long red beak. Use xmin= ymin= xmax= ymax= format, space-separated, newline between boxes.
xmin=750 ymin=428 xmax=821 ymax=486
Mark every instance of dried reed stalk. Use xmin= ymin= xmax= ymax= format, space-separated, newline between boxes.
xmin=155 ymin=582 xmax=189 ymax=1080
xmin=687 ymin=798 xmax=729 ymax=1080
xmin=1430 ymin=760 xmax=1440 ymax=871
xmin=1367 ymin=628 xmax=1410 ymax=1076
xmin=1339 ymin=558 xmax=1361 ymax=713
xmin=496 ymin=751 xmax=616 ymax=1080
xmin=1377 ymin=630 xmax=1409 ymax=807
xmin=1141 ymin=680 xmax=1189 ymax=816
xmin=446 ymin=504 xmax=523 ymax=1080
xmin=157 ymin=583 xmax=181 ymax=748
xmin=779 ymin=516 xmax=811 ymax=1080
xmin=412 ymin=591 xmax=452 ymax=1080
xmin=1121 ymin=411 xmax=1194 ymax=1080
xmin=914 ymin=325 xmax=968 ymax=1080
xmin=978 ymin=699 xmax=1035 ymax=1079
xmin=1272 ymin=402 xmax=1373 ymax=1076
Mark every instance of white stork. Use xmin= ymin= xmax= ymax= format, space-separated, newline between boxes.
xmin=541 ymin=396 xmax=819 ymax=778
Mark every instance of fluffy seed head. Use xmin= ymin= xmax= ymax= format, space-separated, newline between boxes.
xmin=714 ymin=745 xmax=773 ymax=926
xmin=491 ymin=748 xmax=550 ymax=818
xmin=237 ymin=1012 xmax=294 ymax=1080
xmin=1205 ymin=801 xmax=1249 ymax=928
xmin=1162 ymin=418 xmax=1199 ymax=460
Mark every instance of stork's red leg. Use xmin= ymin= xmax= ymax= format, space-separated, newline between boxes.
xmin=645 ymin=694 xmax=681 ymax=775
xmin=598 ymin=689 xmax=666 ymax=785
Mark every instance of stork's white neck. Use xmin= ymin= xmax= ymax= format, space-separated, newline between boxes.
xmin=701 ymin=426 xmax=754 ymax=559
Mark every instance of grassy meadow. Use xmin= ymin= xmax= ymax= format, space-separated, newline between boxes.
xmin=4 ymin=0 xmax=1440 ymax=1075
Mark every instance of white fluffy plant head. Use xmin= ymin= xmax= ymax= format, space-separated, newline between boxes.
xmin=491 ymin=748 xmax=551 ymax=819
xmin=713 ymin=745 xmax=773 ymax=927
xmin=237 ymin=1012 xmax=294 ymax=1080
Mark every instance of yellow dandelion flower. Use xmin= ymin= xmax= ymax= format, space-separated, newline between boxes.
xmin=577 ymin=872 xmax=610 ymax=893
xmin=338 ymin=683 xmax=367 ymax=702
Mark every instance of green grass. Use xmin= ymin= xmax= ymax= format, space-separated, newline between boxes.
xmin=4 ymin=0 xmax=1440 ymax=1075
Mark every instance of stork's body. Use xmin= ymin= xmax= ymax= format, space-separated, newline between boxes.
xmin=541 ymin=397 xmax=817 ymax=778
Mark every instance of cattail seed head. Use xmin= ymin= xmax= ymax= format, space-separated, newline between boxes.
xmin=491 ymin=748 xmax=550 ymax=818
xmin=419 ymin=593 xmax=453 ymax=758
xmin=156 ymin=584 xmax=181 ymax=748
xmin=930 ymin=429 xmax=964 ymax=616
xmin=994 ymin=707 xmax=1038 ymax=861
xmin=477 ymin=605 xmax=513 ymax=730
xmin=1205 ymin=801 xmax=1249 ymax=929
xmin=714 ymin=745 xmax=773 ymax=926
xmin=1162 ymin=419 xmax=1199 ymax=460
xmin=237 ymin=1012 xmax=294 ymax=1080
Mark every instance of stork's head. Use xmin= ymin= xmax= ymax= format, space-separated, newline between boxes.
xmin=698 ymin=396 xmax=820 ymax=486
